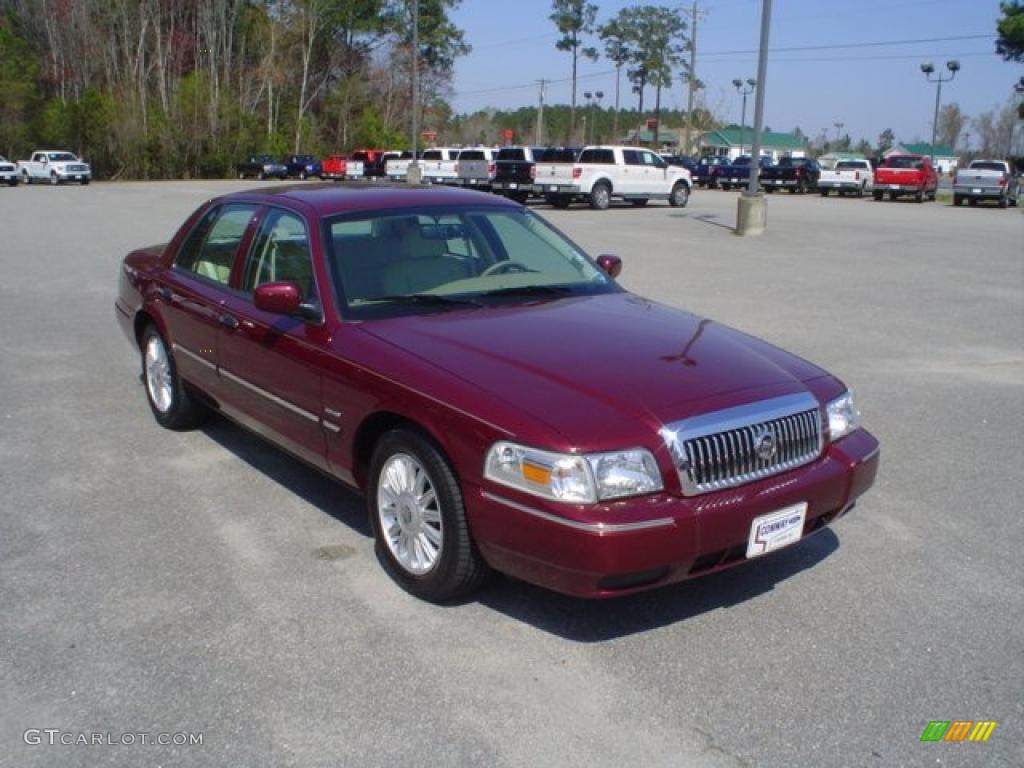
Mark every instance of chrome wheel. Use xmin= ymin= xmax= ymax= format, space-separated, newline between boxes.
xmin=145 ymin=334 xmax=173 ymax=414
xmin=377 ymin=453 xmax=443 ymax=575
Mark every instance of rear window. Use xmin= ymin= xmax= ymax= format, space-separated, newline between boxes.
xmin=836 ymin=161 xmax=867 ymax=170
xmin=539 ymin=148 xmax=578 ymax=163
xmin=578 ymin=148 xmax=614 ymax=164
xmin=886 ymin=156 xmax=923 ymax=169
xmin=497 ymin=148 xmax=526 ymax=161
xmin=969 ymin=162 xmax=1006 ymax=172
xmin=421 ymin=150 xmax=442 ymax=160
xmin=458 ymin=150 xmax=486 ymax=160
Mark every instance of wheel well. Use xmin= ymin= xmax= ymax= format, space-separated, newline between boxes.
xmin=593 ymin=179 xmax=612 ymax=193
xmin=352 ymin=411 xmax=420 ymax=488
xmin=133 ymin=311 xmax=155 ymax=348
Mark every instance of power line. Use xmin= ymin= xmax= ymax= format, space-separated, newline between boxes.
xmin=700 ymin=33 xmax=994 ymax=57
xmin=451 ymin=34 xmax=997 ymax=101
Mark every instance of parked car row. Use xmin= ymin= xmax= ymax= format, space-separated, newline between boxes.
xmin=0 ymin=150 xmax=93 ymax=185
xmin=687 ymin=152 xmax=1018 ymax=208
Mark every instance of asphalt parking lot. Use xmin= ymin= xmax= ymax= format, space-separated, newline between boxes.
xmin=1 ymin=181 xmax=1021 ymax=767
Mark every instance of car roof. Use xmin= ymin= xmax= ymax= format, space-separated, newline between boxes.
xmin=219 ymin=182 xmax=519 ymax=217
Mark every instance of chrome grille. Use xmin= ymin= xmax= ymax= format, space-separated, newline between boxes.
xmin=661 ymin=393 xmax=823 ymax=496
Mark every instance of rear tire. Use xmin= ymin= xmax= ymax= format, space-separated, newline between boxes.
xmin=140 ymin=325 xmax=209 ymax=431
xmin=998 ymin=196 xmax=1008 ymax=209
xmin=299 ymin=170 xmax=307 ymax=180
xmin=7 ymin=177 xmax=17 ymax=187
xmin=820 ymin=190 xmax=829 ymax=197
xmin=872 ymin=190 xmax=883 ymax=201
xmin=589 ymin=182 xmax=611 ymax=210
xmin=368 ymin=429 xmax=491 ymax=602
xmin=914 ymin=189 xmax=924 ymax=203
xmin=50 ymin=172 xmax=59 ymax=186
xmin=954 ymin=194 xmax=962 ymax=206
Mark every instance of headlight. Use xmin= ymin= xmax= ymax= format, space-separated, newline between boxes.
xmin=484 ymin=442 xmax=662 ymax=504
xmin=826 ymin=390 xmax=860 ymax=442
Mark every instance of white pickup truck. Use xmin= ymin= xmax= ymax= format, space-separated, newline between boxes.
xmin=533 ymin=145 xmax=691 ymax=209
xmin=18 ymin=150 xmax=92 ymax=185
xmin=953 ymin=160 xmax=1019 ymax=208
xmin=0 ymin=156 xmax=18 ymax=186
xmin=818 ymin=158 xmax=874 ymax=197
xmin=420 ymin=148 xmax=460 ymax=185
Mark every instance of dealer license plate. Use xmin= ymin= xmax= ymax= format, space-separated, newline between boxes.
xmin=889 ymin=184 xmax=900 ymax=190
xmin=548 ymin=185 xmax=558 ymax=192
xmin=507 ymin=183 xmax=518 ymax=189
xmin=972 ymin=188 xmax=982 ymax=194
xmin=746 ymin=502 xmax=807 ymax=559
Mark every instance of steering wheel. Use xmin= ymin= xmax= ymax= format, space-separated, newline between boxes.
xmin=480 ymin=260 xmax=534 ymax=277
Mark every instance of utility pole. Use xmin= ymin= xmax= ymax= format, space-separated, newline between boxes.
xmin=536 ymin=79 xmax=547 ymax=146
xmin=408 ymin=0 xmax=421 ymax=184
xmin=683 ymin=2 xmax=706 ymax=157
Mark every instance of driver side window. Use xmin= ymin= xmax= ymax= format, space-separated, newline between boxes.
xmin=241 ymin=209 xmax=316 ymax=299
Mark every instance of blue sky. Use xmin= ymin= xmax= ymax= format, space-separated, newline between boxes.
xmin=447 ymin=0 xmax=1023 ymax=148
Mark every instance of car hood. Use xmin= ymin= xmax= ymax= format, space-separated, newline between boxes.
xmin=360 ymin=292 xmax=829 ymax=448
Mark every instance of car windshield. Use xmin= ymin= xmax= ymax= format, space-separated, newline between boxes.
xmin=887 ymin=156 xmax=923 ymax=169
xmin=48 ymin=153 xmax=77 ymax=162
xmin=326 ymin=207 xmax=616 ymax=319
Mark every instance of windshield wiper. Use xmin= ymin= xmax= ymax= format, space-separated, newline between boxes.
xmin=360 ymin=293 xmax=483 ymax=308
xmin=477 ymin=285 xmax=574 ymax=299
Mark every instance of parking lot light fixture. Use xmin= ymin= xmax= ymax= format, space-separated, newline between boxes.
xmin=921 ymin=59 xmax=959 ymax=165
xmin=733 ymin=78 xmax=756 ymax=154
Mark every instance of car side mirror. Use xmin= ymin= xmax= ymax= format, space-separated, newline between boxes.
xmin=596 ymin=254 xmax=623 ymax=278
xmin=254 ymin=282 xmax=303 ymax=315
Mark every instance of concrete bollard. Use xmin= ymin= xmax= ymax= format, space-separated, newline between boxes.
xmin=736 ymin=191 xmax=767 ymax=236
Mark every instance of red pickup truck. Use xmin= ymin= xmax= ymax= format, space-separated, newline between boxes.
xmin=873 ymin=155 xmax=938 ymax=202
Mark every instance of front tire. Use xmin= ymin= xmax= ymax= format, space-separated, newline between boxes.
xmin=954 ymin=194 xmax=962 ymax=206
xmin=368 ymin=429 xmax=491 ymax=602
xmin=668 ymin=181 xmax=690 ymax=208
xmin=589 ymin=182 xmax=611 ymax=210
xmin=299 ymin=170 xmax=307 ymax=180
xmin=873 ymin=190 xmax=883 ymax=201
xmin=140 ymin=325 xmax=208 ymax=430
xmin=50 ymin=172 xmax=59 ymax=186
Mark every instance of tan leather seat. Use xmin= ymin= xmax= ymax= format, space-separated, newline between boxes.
xmin=379 ymin=217 xmax=469 ymax=294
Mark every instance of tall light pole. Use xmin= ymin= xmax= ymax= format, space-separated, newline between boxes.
xmin=833 ymin=121 xmax=844 ymax=142
xmin=732 ymin=78 xmax=756 ymax=155
xmin=921 ymin=60 xmax=959 ymax=165
xmin=593 ymin=90 xmax=603 ymax=143
xmin=736 ymin=0 xmax=773 ymax=237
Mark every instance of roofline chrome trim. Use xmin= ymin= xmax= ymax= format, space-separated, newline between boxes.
xmin=481 ymin=491 xmax=675 ymax=534
xmin=173 ymin=343 xmax=216 ymax=372
xmin=220 ymin=368 xmax=320 ymax=423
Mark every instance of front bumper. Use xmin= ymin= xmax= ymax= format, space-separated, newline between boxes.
xmin=467 ymin=428 xmax=879 ymax=597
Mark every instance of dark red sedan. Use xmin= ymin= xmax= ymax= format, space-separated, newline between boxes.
xmin=116 ymin=184 xmax=879 ymax=601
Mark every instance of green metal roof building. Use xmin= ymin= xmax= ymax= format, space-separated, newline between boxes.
xmin=699 ymin=127 xmax=807 ymax=160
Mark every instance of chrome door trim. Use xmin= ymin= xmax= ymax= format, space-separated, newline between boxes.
xmin=220 ymin=368 xmax=320 ymax=423
xmin=173 ymin=343 xmax=216 ymax=372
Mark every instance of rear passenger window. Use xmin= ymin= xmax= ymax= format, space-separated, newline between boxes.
xmin=242 ymin=209 xmax=316 ymax=298
xmin=622 ymin=150 xmax=641 ymax=165
xmin=176 ymin=204 xmax=258 ymax=285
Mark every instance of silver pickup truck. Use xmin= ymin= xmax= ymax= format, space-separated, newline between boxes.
xmin=454 ymin=148 xmax=495 ymax=189
xmin=953 ymin=160 xmax=1019 ymax=208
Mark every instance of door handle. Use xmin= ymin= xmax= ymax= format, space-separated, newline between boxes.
xmin=218 ymin=313 xmax=239 ymax=330
xmin=156 ymin=286 xmax=173 ymax=302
